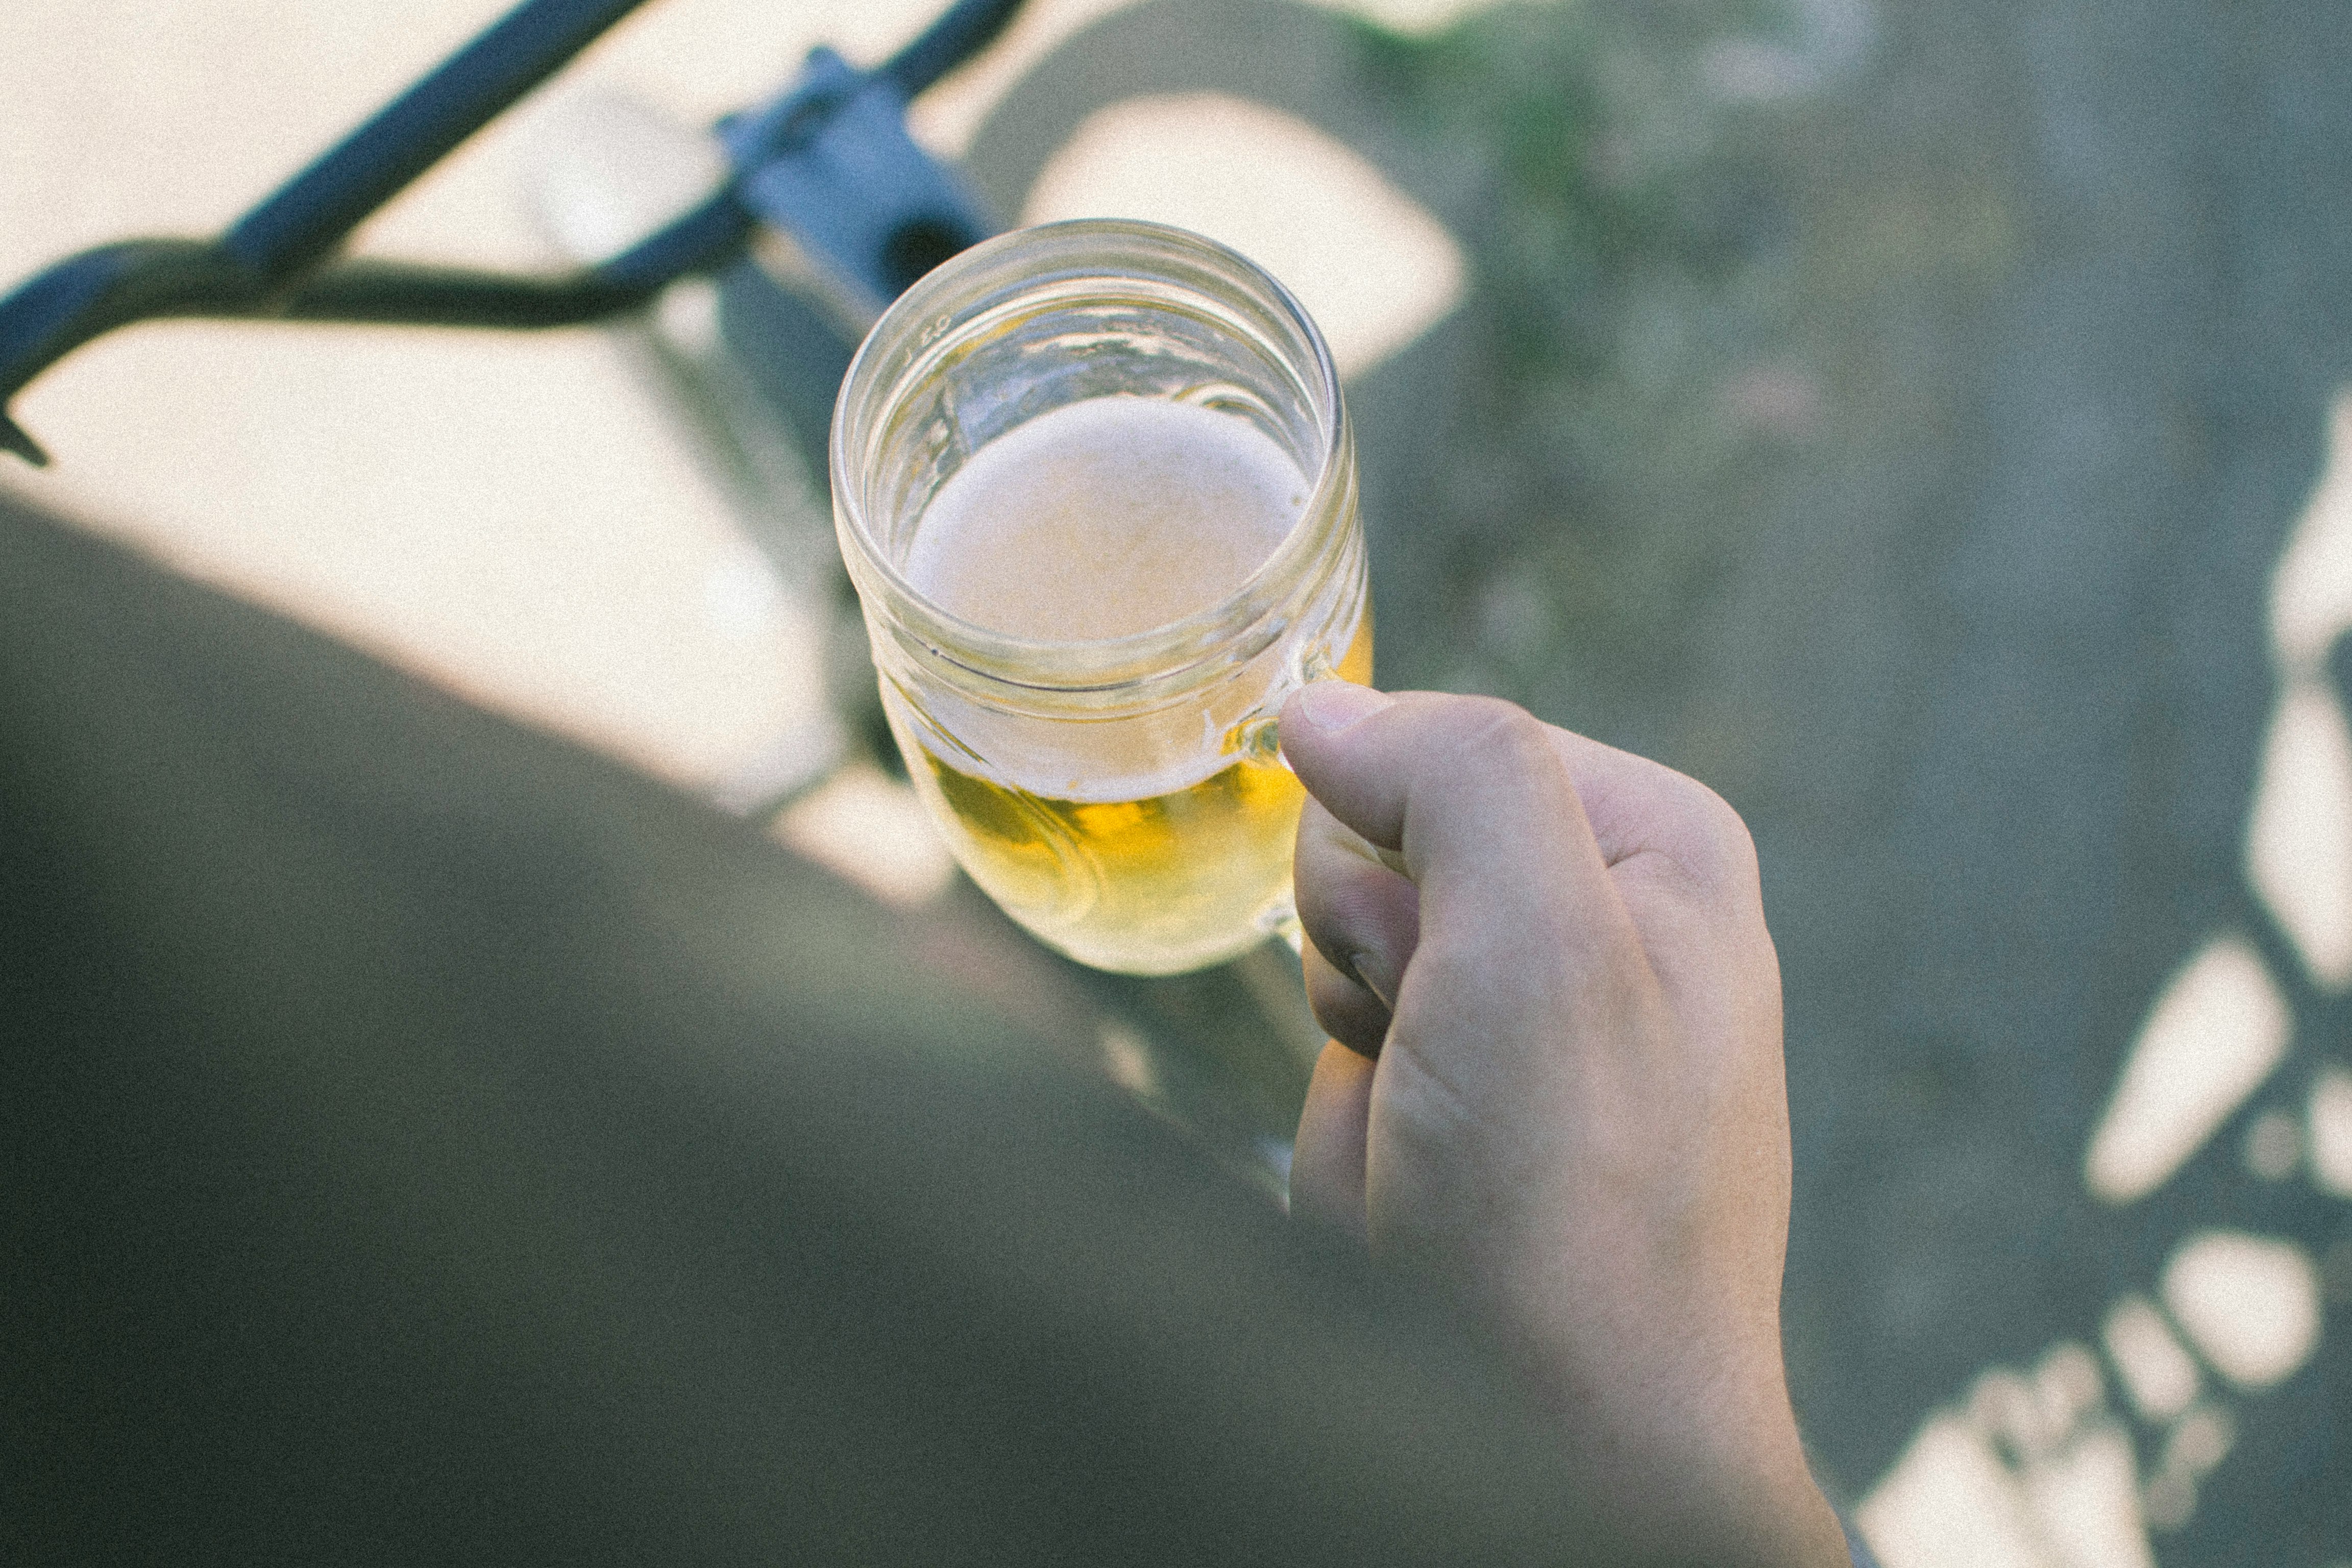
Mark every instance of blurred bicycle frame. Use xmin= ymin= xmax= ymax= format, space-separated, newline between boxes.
xmin=0 ymin=0 xmax=1018 ymax=478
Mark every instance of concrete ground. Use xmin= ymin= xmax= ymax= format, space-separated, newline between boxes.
xmin=6 ymin=1 xmax=2348 ymax=1563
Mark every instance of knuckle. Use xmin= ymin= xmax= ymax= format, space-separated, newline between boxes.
xmin=1449 ymin=697 xmax=1562 ymax=775
xmin=1654 ymin=772 xmax=1760 ymax=891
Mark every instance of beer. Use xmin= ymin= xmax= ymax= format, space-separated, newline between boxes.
xmin=906 ymin=397 xmax=1303 ymax=642
xmin=894 ymin=397 xmax=1370 ymax=975
xmin=832 ymin=219 xmax=1370 ymax=975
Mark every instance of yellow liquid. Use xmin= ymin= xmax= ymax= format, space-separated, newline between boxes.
xmin=903 ymin=624 xmax=1371 ymax=974
xmin=897 ymin=396 xmax=1368 ymax=974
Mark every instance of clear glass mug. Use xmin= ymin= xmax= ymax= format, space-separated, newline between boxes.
xmin=829 ymin=219 xmax=1370 ymax=975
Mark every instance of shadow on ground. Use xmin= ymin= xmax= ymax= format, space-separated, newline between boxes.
xmin=963 ymin=0 xmax=2351 ymax=1556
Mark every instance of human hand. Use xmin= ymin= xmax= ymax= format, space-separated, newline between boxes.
xmin=1278 ymin=684 xmax=1847 ymax=1568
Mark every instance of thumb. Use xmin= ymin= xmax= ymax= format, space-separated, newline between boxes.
xmin=1278 ymin=686 xmax=1615 ymax=934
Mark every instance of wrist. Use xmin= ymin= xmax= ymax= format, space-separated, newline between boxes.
xmin=1510 ymin=1320 xmax=1843 ymax=1568
xmin=1755 ymin=1469 xmax=1857 ymax=1568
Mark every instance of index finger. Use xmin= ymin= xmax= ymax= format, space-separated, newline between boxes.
xmin=1539 ymin=726 xmax=1760 ymax=898
xmin=1281 ymin=683 xmax=1753 ymax=896
xmin=1277 ymin=685 xmax=1620 ymax=945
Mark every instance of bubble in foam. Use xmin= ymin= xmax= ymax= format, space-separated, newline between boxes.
xmin=906 ymin=397 xmax=1307 ymax=642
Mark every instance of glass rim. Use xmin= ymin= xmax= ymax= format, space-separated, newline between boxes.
xmin=828 ymin=218 xmax=1349 ymax=696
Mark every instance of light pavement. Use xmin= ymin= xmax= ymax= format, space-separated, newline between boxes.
xmin=5 ymin=3 xmax=2347 ymax=1563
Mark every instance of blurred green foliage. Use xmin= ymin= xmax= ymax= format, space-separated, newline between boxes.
xmin=1345 ymin=1 xmax=1804 ymax=731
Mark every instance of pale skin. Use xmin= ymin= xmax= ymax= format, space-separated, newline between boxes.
xmin=1278 ymin=681 xmax=1851 ymax=1568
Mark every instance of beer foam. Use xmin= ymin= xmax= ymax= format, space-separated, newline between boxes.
xmin=906 ymin=397 xmax=1307 ymax=641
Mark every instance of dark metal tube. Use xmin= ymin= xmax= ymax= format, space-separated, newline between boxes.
xmin=880 ymin=0 xmax=1027 ymax=100
xmin=222 ymin=0 xmax=654 ymax=284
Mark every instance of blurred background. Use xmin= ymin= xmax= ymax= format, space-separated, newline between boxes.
xmin=5 ymin=0 xmax=2349 ymax=1562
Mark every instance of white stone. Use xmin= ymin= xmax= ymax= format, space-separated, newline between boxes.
xmin=2160 ymin=1231 xmax=2323 ymax=1390
xmin=2022 ymin=1424 xmax=2156 ymax=1568
xmin=1021 ymin=93 xmax=1466 ymax=381
xmin=2100 ymin=1295 xmax=2200 ymax=1424
xmin=2268 ymin=391 xmax=2352 ymax=676
xmin=774 ymin=762 xmax=957 ymax=909
xmin=2246 ymin=679 xmax=2352 ymax=990
xmin=2310 ymin=1066 xmax=2352 ymax=1198
xmin=2084 ymin=938 xmax=2291 ymax=1204
xmin=1857 ymin=1414 xmax=2059 ymax=1568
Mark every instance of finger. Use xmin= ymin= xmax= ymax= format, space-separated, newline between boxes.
xmin=1290 ymin=1040 xmax=1374 ymax=1237
xmin=1279 ymin=685 xmax=1617 ymax=946
xmin=1293 ymin=796 xmax=1419 ymax=1052
xmin=1281 ymin=684 xmax=1754 ymax=907
xmin=1539 ymin=727 xmax=1758 ymax=898
xmin=1304 ymin=940 xmax=1392 ymax=1059
xmin=1541 ymin=730 xmax=1778 ymax=1057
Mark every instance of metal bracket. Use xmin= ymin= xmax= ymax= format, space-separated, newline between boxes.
xmin=723 ymin=47 xmax=998 ymax=327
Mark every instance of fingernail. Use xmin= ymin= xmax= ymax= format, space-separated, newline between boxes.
xmin=1345 ymin=949 xmax=1399 ymax=1010
xmin=1294 ymin=681 xmax=1392 ymax=734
